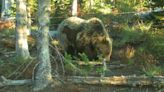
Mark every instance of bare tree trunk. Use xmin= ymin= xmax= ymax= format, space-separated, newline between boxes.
xmin=1 ymin=0 xmax=8 ymax=19
xmin=26 ymin=0 xmax=31 ymax=35
xmin=33 ymin=0 xmax=52 ymax=91
xmin=72 ymin=0 xmax=78 ymax=16
xmin=89 ymin=0 xmax=94 ymax=10
xmin=15 ymin=0 xmax=30 ymax=59
xmin=1 ymin=0 xmax=14 ymax=20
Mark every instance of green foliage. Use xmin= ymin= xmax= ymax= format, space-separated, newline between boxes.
xmin=78 ymin=53 xmax=89 ymax=62
xmin=115 ymin=0 xmax=149 ymax=12
xmin=149 ymin=0 xmax=164 ymax=8
xmin=50 ymin=0 xmax=71 ymax=28
xmin=64 ymin=52 xmax=91 ymax=76
xmin=54 ymin=0 xmax=71 ymax=17
xmin=96 ymin=67 xmax=104 ymax=74
xmin=145 ymin=30 xmax=164 ymax=61
xmin=109 ymin=12 xmax=163 ymax=75
xmin=0 ymin=58 xmax=4 ymax=65
xmin=78 ymin=53 xmax=94 ymax=75
xmin=12 ymin=57 xmax=31 ymax=64
xmin=63 ymin=52 xmax=82 ymax=75
xmin=1 ymin=0 xmax=163 ymax=77
xmin=0 ymin=1 xmax=1 ymax=13
xmin=134 ymin=29 xmax=164 ymax=76
xmin=92 ymin=4 xmax=113 ymax=14
xmin=63 ymin=52 xmax=106 ymax=76
xmin=64 ymin=52 xmax=73 ymax=65
xmin=113 ymin=24 xmax=145 ymax=48
xmin=27 ymin=0 xmax=38 ymax=18
xmin=142 ymin=62 xmax=163 ymax=76
xmin=64 ymin=52 xmax=73 ymax=61
xmin=127 ymin=60 xmax=134 ymax=65
xmin=1 ymin=29 xmax=15 ymax=37
xmin=10 ymin=2 xmax=16 ymax=16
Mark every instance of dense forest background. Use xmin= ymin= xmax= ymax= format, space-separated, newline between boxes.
xmin=0 ymin=0 xmax=164 ymax=92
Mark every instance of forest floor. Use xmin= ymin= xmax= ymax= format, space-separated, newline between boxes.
xmin=0 ymin=35 xmax=163 ymax=92
xmin=0 ymin=50 xmax=160 ymax=92
xmin=0 ymin=15 xmax=164 ymax=92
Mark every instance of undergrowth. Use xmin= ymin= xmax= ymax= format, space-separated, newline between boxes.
xmin=0 ymin=0 xmax=163 ymax=78
xmin=111 ymin=18 xmax=164 ymax=76
xmin=63 ymin=52 xmax=105 ymax=76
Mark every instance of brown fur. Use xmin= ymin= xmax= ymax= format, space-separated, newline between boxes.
xmin=57 ymin=17 xmax=112 ymax=62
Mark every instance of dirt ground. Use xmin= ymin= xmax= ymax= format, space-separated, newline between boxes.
xmin=0 ymin=83 xmax=159 ymax=92
xmin=0 ymin=54 xmax=162 ymax=92
xmin=0 ymin=35 xmax=163 ymax=92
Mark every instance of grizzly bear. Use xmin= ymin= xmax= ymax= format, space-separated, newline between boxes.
xmin=57 ymin=17 xmax=112 ymax=62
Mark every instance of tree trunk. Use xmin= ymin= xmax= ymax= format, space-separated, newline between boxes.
xmin=1 ymin=0 xmax=7 ymax=19
xmin=72 ymin=0 xmax=78 ymax=16
xmin=15 ymin=0 xmax=30 ymax=59
xmin=26 ymin=0 xmax=31 ymax=35
xmin=33 ymin=0 xmax=52 ymax=91
xmin=89 ymin=0 xmax=94 ymax=10
xmin=1 ymin=0 xmax=14 ymax=20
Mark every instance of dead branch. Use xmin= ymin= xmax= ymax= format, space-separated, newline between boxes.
xmin=74 ymin=61 xmax=102 ymax=65
xmin=0 ymin=76 xmax=32 ymax=87
xmin=67 ymin=76 xmax=164 ymax=87
xmin=49 ymin=33 xmax=65 ymax=75
xmin=73 ymin=61 xmax=127 ymax=69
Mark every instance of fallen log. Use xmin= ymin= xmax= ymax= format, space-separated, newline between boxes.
xmin=0 ymin=76 xmax=32 ymax=87
xmin=1 ymin=75 xmax=164 ymax=88
xmin=72 ymin=61 xmax=127 ymax=69
xmin=67 ymin=76 xmax=164 ymax=87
